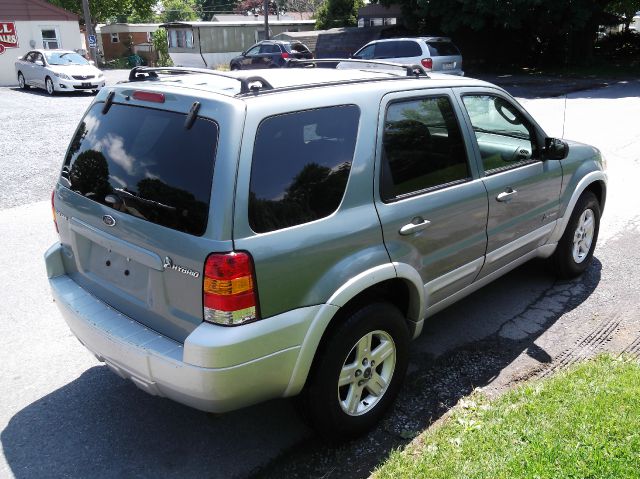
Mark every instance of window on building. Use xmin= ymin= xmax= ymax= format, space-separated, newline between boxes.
xmin=111 ymin=33 xmax=119 ymax=43
xmin=41 ymin=29 xmax=60 ymax=49
xmin=168 ymin=29 xmax=194 ymax=48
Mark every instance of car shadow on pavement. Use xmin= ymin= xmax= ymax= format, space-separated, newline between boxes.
xmin=1 ymin=368 xmax=311 ymax=478
xmin=252 ymin=257 xmax=603 ymax=479
xmin=1 ymin=258 xmax=601 ymax=479
xmin=9 ymin=87 xmax=96 ymax=97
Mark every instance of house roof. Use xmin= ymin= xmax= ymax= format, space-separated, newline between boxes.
xmin=160 ymin=20 xmax=315 ymax=28
xmin=0 ymin=0 xmax=78 ymax=21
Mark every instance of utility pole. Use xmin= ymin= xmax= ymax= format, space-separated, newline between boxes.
xmin=81 ymin=0 xmax=97 ymax=61
xmin=263 ymin=0 xmax=269 ymax=40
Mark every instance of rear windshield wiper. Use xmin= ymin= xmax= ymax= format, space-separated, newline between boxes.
xmin=113 ymin=188 xmax=177 ymax=212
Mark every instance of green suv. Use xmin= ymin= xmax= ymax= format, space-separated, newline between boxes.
xmin=45 ymin=63 xmax=606 ymax=439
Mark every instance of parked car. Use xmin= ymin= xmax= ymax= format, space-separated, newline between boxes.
xmin=46 ymin=63 xmax=606 ymax=440
xmin=349 ymin=37 xmax=464 ymax=75
xmin=15 ymin=49 xmax=105 ymax=95
xmin=229 ymin=40 xmax=313 ymax=70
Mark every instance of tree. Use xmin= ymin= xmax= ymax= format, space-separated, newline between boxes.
xmin=234 ymin=0 xmax=279 ymax=15
xmin=373 ymin=0 xmax=623 ymax=66
xmin=315 ymin=0 xmax=363 ymax=29
xmin=196 ymin=0 xmax=240 ymax=20
xmin=159 ymin=0 xmax=200 ymax=22
xmin=285 ymin=0 xmax=324 ymax=19
xmin=47 ymin=0 xmax=156 ymax=23
xmin=607 ymin=0 xmax=640 ymax=31
xmin=152 ymin=28 xmax=173 ymax=66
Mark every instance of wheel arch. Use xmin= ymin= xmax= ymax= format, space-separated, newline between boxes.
xmin=283 ymin=263 xmax=424 ymax=397
xmin=549 ymin=171 xmax=607 ymax=244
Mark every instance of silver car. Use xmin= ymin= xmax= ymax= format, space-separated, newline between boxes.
xmin=15 ymin=49 xmax=105 ymax=95
xmin=46 ymin=63 xmax=606 ymax=440
xmin=351 ymin=37 xmax=464 ymax=75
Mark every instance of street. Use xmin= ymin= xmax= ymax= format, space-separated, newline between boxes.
xmin=1 ymin=75 xmax=639 ymax=479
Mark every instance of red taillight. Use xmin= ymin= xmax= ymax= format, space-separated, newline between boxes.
xmin=203 ymin=252 xmax=259 ymax=326
xmin=281 ymin=52 xmax=290 ymax=59
xmin=132 ymin=90 xmax=165 ymax=103
xmin=51 ymin=189 xmax=58 ymax=233
xmin=421 ymin=58 xmax=433 ymax=70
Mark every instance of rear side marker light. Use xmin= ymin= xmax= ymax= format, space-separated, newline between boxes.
xmin=281 ymin=52 xmax=290 ymax=59
xmin=132 ymin=91 xmax=165 ymax=103
xmin=421 ymin=58 xmax=433 ymax=69
xmin=203 ymin=252 xmax=259 ymax=326
xmin=51 ymin=189 xmax=58 ymax=233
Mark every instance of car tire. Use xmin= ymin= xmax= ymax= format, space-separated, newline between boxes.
xmin=45 ymin=77 xmax=56 ymax=96
xmin=298 ymin=302 xmax=409 ymax=440
xmin=552 ymin=190 xmax=600 ymax=278
xmin=18 ymin=72 xmax=29 ymax=89
xmin=230 ymin=64 xmax=239 ymax=71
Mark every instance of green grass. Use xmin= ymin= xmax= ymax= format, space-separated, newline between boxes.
xmin=374 ymin=356 xmax=640 ymax=479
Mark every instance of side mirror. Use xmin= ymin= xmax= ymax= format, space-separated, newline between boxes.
xmin=544 ymin=137 xmax=569 ymax=160
xmin=35 ymin=60 xmax=44 ymax=66
xmin=89 ymin=60 xmax=95 ymax=66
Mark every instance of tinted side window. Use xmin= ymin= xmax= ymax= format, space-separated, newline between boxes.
xmin=374 ymin=42 xmax=396 ymax=58
xmin=427 ymin=42 xmax=460 ymax=56
xmin=395 ymin=41 xmax=422 ymax=57
xmin=381 ymin=97 xmax=470 ymax=201
xmin=355 ymin=44 xmax=375 ymax=59
xmin=462 ymin=95 xmax=537 ymax=173
xmin=249 ymin=106 xmax=360 ymax=233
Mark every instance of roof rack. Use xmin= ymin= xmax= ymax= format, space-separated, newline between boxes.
xmin=127 ymin=66 xmax=274 ymax=94
xmin=287 ymin=58 xmax=429 ymax=78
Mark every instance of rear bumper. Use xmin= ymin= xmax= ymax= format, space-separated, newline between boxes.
xmin=45 ymin=243 xmax=312 ymax=413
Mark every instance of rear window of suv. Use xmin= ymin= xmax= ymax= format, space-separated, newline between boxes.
xmin=60 ymin=103 xmax=218 ymax=236
xmin=427 ymin=41 xmax=460 ymax=56
xmin=249 ymin=105 xmax=360 ymax=233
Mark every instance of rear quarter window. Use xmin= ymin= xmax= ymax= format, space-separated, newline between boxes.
xmin=61 ymin=103 xmax=218 ymax=236
xmin=249 ymin=105 xmax=360 ymax=233
xmin=427 ymin=42 xmax=460 ymax=56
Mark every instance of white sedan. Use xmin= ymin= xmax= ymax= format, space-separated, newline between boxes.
xmin=15 ymin=49 xmax=105 ymax=95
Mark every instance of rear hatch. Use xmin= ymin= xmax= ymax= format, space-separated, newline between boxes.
xmin=54 ymin=89 xmax=234 ymax=342
xmin=426 ymin=40 xmax=462 ymax=73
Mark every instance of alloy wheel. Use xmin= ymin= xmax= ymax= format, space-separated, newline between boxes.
xmin=337 ymin=330 xmax=396 ymax=416
xmin=572 ymin=208 xmax=595 ymax=263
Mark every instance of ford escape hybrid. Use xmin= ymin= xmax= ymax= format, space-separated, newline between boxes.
xmin=46 ymin=63 xmax=607 ymax=439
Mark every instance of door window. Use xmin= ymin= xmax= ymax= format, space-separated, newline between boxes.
xmin=259 ymin=44 xmax=279 ymax=54
xmin=354 ymin=44 xmax=374 ymax=59
xmin=245 ymin=45 xmax=261 ymax=56
xmin=395 ymin=41 xmax=422 ymax=57
xmin=462 ymin=95 xmax=538 ymax=174
xmin=381 ymin=96 xmax=470 ymax=201
xmin=373 ymin=42 xmax=396 ymax=59
xmin=249 ymin=105 xmax=360 ymax=233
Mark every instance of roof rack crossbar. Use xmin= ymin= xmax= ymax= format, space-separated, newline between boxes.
xmin=286 ymin=58 xmax=429 ymax=78
xmin=127 ymin=66 xmax=274 ymax=94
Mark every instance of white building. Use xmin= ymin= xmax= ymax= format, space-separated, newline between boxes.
xmin=0 ymin=0 xmax=82 ymax=86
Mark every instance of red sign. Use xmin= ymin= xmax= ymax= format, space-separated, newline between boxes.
xmin=0 ymin=22 xmax=19 ymax=55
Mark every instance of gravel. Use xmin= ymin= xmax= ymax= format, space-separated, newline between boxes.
xmin=0 ymin=70 xmax=129 ymax=209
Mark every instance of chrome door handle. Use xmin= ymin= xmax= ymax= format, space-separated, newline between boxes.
xmin=496 ymin=188 xmax=518 ymax=202
xmin=399 ymin=218 xmax=431 ymax=235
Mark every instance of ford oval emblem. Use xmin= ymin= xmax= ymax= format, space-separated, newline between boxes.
xmin=102 ymin=215 xmax=116 ymax=227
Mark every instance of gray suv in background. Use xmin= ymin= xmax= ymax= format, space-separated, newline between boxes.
xmin=351 ymin=37 xmax=464 ymax=75
xmin=45 ymin=62 xmax=606 ymax=440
